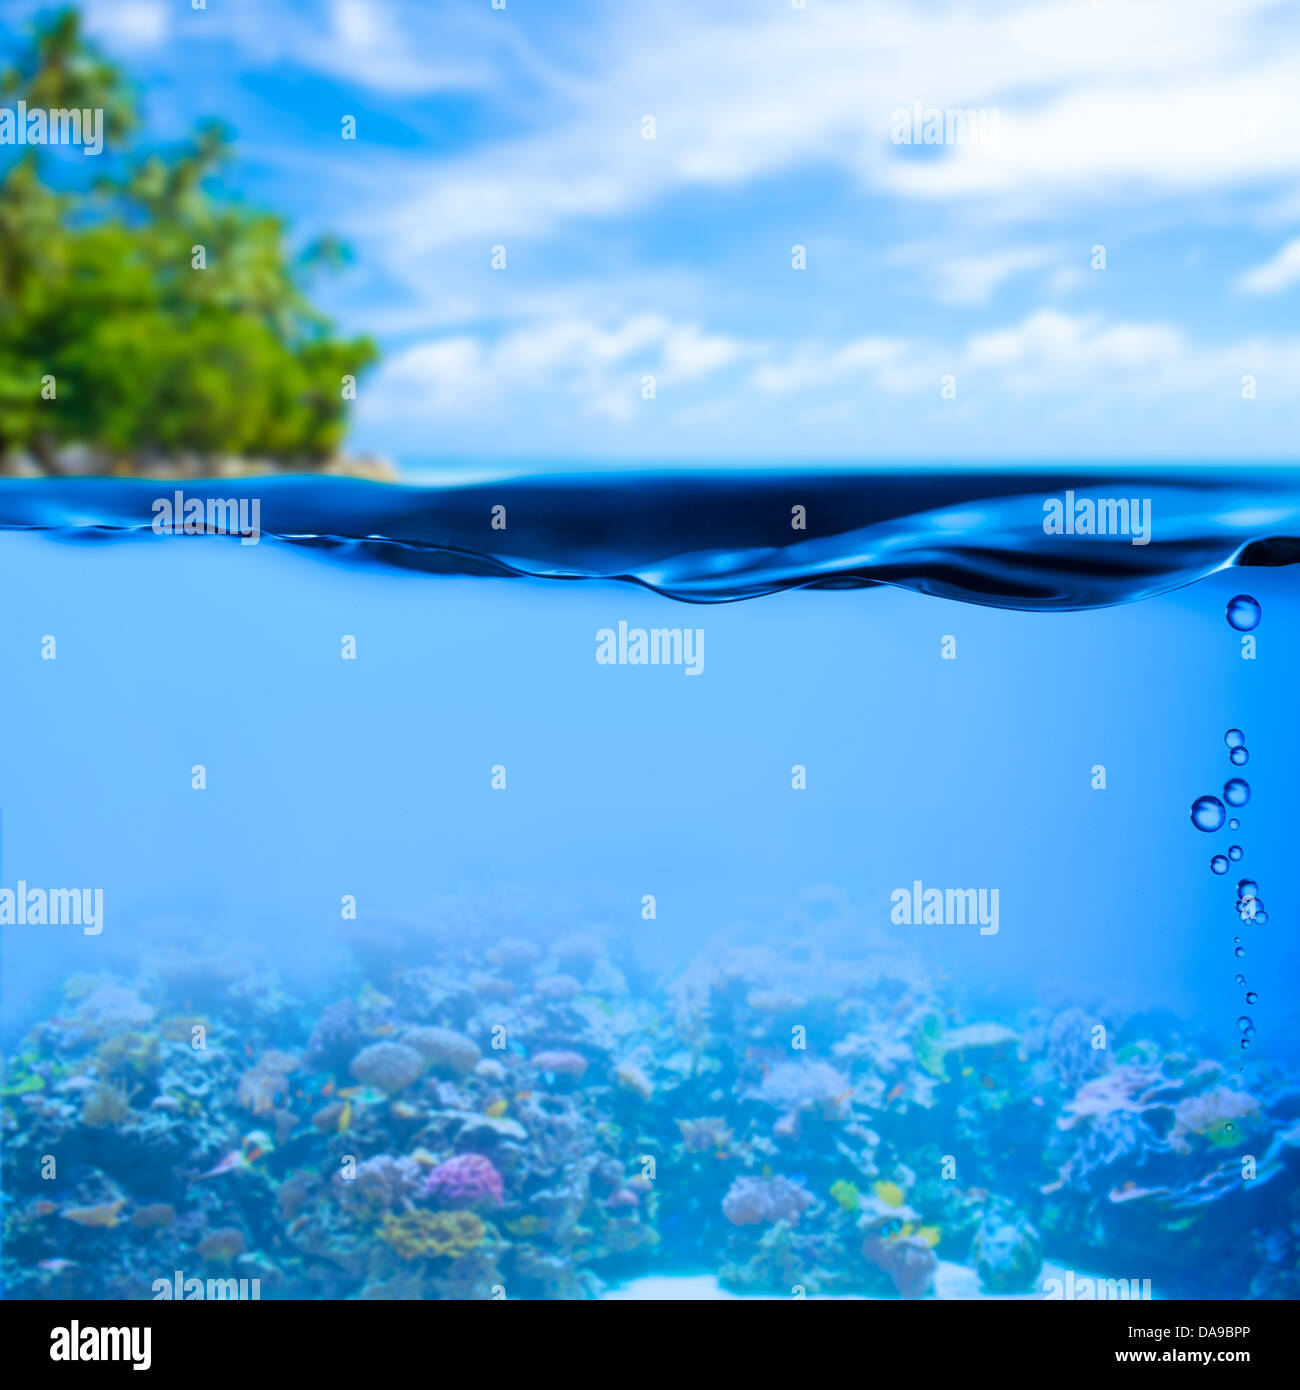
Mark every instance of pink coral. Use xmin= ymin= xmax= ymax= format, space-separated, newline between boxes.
xmin=423 ymin=1153 xmax=504 ymax=1208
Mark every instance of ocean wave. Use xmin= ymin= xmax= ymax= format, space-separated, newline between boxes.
xmin=3 ymin=468 xmax=1298 ymax=611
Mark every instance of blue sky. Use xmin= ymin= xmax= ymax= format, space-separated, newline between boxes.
xmin=9 ymin=0 xmax=1300 ymax=463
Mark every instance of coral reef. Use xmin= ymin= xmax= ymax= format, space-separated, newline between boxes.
xmin=4 ymin=913 xmax=1297 ymax=1301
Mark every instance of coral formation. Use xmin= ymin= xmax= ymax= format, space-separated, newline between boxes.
xmin=379 ymin=1210 xmax=485 ymax=1260
xmin=423 ymin=1154 xmax=504 ymax=1208
xmin=349 ymin=1042 xmax=427 ymax=1094
xmin=4 ymin=914 xmax=1297 ymax=1302
xmin=722 ymin=1176 xmax=815 ymax=1227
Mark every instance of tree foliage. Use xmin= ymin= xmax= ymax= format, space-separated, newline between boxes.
xmin=0 ymin=8 xmax=377 ymax=465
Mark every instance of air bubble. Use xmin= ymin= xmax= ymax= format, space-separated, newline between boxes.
xmin=1191 ymin=796 xmax=1226 ymax=831
xmin=1224 ymin=729 xmax=1246 ymax=749
xmin=1224 ymin=779 xmax=1251 ymax=807
xmin=1211 ymin=855 xmax=1229 ymax=875
xmin=1235 ymin=974 xmax=1246 ymax=986
xmin=1228 ymin=818 xmax=1240 ymax=831
xmin=1228 ymin=845 xmax=1243 ymax=862
xmin=1246 ymin=991 xmax=1258 ymax=1005
xmin=1230 ymin=747 xmax=1249 ymax=766
xmin=1226 ymin=595 xmax=1261 ymax=631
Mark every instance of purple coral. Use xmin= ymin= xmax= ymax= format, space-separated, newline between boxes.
xmin=721 ymin=1175 xmax=814 ymax=1227
xmin=423 ymin=1153 xmax=504 ymax=1208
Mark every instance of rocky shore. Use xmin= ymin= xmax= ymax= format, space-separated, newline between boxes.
xmin=0 ymin=446 xmax=399 ymax=482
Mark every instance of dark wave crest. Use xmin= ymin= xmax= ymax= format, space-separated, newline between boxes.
xmin=3 ymin=467 xmax=1298 ymax=610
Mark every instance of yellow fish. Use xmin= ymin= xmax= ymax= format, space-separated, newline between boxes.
xmin=874 ymin=1181 xmax=905 ymax=1209
xmin=337 ymin=1101 xmax=352 ymax=1133
xmin=485 ymin=1100 xmax=508 ymax=1119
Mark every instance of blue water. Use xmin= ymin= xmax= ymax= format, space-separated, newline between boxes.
xmin=2 ymin=467 xmax=1298 ymax=1299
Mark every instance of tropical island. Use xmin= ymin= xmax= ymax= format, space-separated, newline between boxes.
xmin=0 ymin=9 xmax=392 ymax=480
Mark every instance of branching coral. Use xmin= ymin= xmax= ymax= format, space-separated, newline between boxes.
xmin=81 ymin=1080 xmax=134 ymax=1127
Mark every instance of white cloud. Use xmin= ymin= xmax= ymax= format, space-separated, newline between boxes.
xmin=365 ymin=313 xmax=749 ymax=427
xmin=329 ymin=0 xmax=1300 ymax=261
xmin=889 ymin=244 xmax=1056 ymax=306
xmin=751 ymin=310 xmax=1300 ymax=405
xmin=86 ymin=0 xmax=169 ymax=49
xmin=1238 ymin=238 xmax=1300 ymax=294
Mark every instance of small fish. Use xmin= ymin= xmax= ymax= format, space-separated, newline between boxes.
xmin=960 ymin=1066 xmax=974 ymax=1078
xmin=1030 ymin=1095 xmax=1045 ymax=1107
xmin=885 ymin=1083 xmax=905 ymax=1104
xmin=337 ymin=1101 xmax=352 ymax=1133
xmin=321 ymin=1081 xmax=336 ymax=1097
xmin=980 ymin=1075 xmax=996 ymax=1090
xmin=38 ymin=1259 xmax=78 ymax=1273
xmin=485 ymin=1100 xmax=508 ymax=1119
xmin=514 ymin=1090 xmax=533 ymax=1102
xmin=193 ymin=1148 xmax=247 ymax=1180
xmin=337 ymin=1086 xmax=384 ymax=1104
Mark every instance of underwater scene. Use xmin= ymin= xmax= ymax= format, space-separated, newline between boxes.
xmin=2 ymin=467 xmax=1298 ymax=1303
